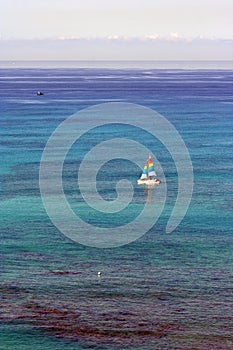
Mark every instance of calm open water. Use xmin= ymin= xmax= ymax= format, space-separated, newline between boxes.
xmin=0 ymin=62 xmax=233 ymax=349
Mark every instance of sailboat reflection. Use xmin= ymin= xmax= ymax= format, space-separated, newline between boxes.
xmin=144 ymin=186 xmax=154 ymax=203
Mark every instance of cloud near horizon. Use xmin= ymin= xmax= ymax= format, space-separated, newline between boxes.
xmin=0 ymin=36 xmax=232 ymax=60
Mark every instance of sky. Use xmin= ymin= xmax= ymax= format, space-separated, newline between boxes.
xmin=0 ymin=0 xmax=232 ymax=60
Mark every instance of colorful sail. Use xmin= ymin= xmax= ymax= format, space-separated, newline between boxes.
xmin=140 ymin=161 xmax=148 ymax=179
xmin=148 ymin=155 xmax=156 ymax=177
xmin=138 ymin=154 xmax=161 ymax=186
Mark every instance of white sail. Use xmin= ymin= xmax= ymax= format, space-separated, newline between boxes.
xmin=140 ymin=173 xmax=148 ymax=179
xmin=148 ymin=170 xmax=156 ymax=177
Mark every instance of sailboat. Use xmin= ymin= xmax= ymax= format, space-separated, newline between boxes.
xmin=137 ymin=155 xmax=161 ymax=186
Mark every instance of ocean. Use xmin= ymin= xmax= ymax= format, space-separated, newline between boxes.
xmin=0 ymin=61 xmax=233 ymax=349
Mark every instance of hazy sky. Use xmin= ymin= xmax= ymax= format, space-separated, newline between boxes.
xmin=0 ymin=0 xmax=232 ymax=60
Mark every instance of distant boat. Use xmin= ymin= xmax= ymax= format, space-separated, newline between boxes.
xmin=37 ymin=91 xmax=44 ymax=96
xmin=137 ymin=154 xmax=161 ymax=186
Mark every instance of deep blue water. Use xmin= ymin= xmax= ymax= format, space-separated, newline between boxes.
xmin=0 ymin=64 xmax=233 ymax=349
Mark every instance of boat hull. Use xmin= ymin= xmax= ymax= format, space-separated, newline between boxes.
xmin=137 ymin=178 xmax=161 ymax=186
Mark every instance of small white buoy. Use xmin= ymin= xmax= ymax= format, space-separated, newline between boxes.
xmin=98 ymin=271 xmax=101 ymax=277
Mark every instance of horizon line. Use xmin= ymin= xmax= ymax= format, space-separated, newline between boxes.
xmin=1 ymin=36 xmax=232 ymax=42
xmin=1 ymin=59 xmax=233 ymax=62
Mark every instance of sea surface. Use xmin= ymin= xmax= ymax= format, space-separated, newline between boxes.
xmin=0 ymin=61 xmax=233 ymax=349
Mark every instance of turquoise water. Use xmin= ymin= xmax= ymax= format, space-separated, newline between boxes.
xmin=0 ymin=64 xmax=233 ymax=349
